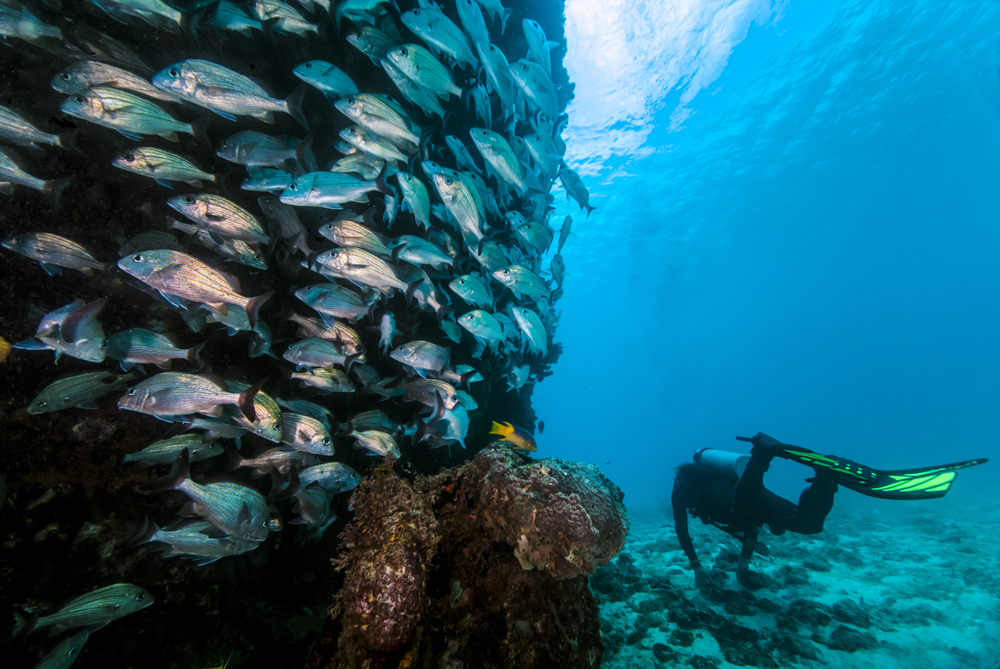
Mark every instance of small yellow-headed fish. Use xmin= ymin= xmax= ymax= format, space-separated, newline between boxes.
xmin=489 ymin=421 xmax=537 ymax=452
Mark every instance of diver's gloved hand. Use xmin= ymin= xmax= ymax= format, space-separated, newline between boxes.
xmin=694 ymin=565 xmax=710 ymax=590
xmin=750 ymin=432 xmax=782 ymax=451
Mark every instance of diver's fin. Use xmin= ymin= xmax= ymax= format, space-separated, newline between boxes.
xmin=779 ymin=448 xmax=988 ymax=500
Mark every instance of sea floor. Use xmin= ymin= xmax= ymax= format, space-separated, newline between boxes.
xmin=594 ymin=496 xmax=1000 ymax=669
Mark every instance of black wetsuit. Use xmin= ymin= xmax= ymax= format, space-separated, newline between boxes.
xmin=672 ymin=449 xmax=837 ymax=571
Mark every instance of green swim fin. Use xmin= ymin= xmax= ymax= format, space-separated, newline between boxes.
xmin=778 ymin=448 xmax=988 ymax=500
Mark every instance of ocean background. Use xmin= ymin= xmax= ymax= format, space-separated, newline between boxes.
xmin=538 ymin=0 xmax=1000 ymax=509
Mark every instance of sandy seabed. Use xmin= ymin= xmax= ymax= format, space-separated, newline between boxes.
xmin=595 ymin=495 xmax=1000 ymax=669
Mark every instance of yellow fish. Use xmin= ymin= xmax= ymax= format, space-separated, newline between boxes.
xmin=0 ymin=335 xmax=11 ymax=363
xmin=489 ymin=421 xmax=537 ymax=452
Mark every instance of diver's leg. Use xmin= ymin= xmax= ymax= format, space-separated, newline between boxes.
xmin=733 ymin=436 xmax=781 ymax=514
xmin=786 ymin=475 xmax=838 ymax=534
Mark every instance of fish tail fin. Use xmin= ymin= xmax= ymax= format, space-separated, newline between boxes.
xmin=42 ymin=176 xmax=73 ymax=208
xmin=226 ymin=447 xmax=246 ymax=471
xmin=130 ymin=515 xmax=162 ymax=546
xmin=404 ymin=279 xmax=424 ymax=307
xmin=285 ymin=83 xmax=310 ymax=130
xmin=343 ymin=350 xmax=362 ymax=375
xmin=374 ymin=162 xmax=395 ymax=196
xmin=141 ymin=448 xmax=191 ymax=492
xmin=500 ymin=8 xmax=513 ymax=34
xmin=186 ymin=340 xmax=206 ymax=368
xmin=237 ymin=379 xmax=266 ymax=423
xmin=189 ymin=115 xmax=211 ymax=147
xmin=585 ymin=204 xmax=595 ymax=218
xmin=244 ymin=290 xmax=273 ymax=329
xmin=57 ymin=129 xmax=85 ymax=157
xmin=489 ymin=421 xmax=511 ymax=438
xmin=295 ymin=134 xmax=317 ymax=173
xmin=435 ymin=303 xmax=454 ymax=321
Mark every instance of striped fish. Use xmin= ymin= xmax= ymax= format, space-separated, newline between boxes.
xmin=50 ymin=61 xmax=182 ymax=103
xmin=288 ymin=312 xmax=364 ymax=356
xmin=106 ymin=328 xmax=203 ymax=370
xmin=167 ymin=194 xmax=269 ymax=245
xmin=224 ymin=379 xmax=282 ymax=443
xmin=386 ymin=44 xmax=462 ymax=100
xmin=117 ymin=250 xmax=272 ymax=328
xmin=0 ymin=148 xmax=71 ymax=205
xmin=297 ymin=462 xmax=360 ymax=492
xmin=34 ymin=584 xmax=153 ymax=634
xmin=395 ymin=171 xmax=431 ymax=229
xmin=294 ymin=283 xmax=374 ymax=323
xmin=512 ymin=306 xmax=548 ymax=356
xmin=0 ymin=105 xmax=74 ymax=151
xmin=113 ymin=147 xmax=217 ymax=187
xmin=2 ymin=232 xmax=107 ymax=275
xmin=312 ymin=247 xmax=413 ymax=294
xmin=27 ymin=370 xmax=136 ymax=415
xmin=144 ymin=450 xmax=279 ymax=541
xmin=123 ymin=434 xmax=223 ymax=467
xmin=59 ymin=87 xmax=200 ymax=141
xmin=117 ymin=371 xmax=265 ymax=420
xmin=318 ymin=218 xmax=391 ymax=255
xmin=334 ymin=93 xmax=419 ymax=149
xmin=283 ymin=337 xmax=357 ymax=370
xmin=281 ymin=413 xmax=335 ymax=456
xmin=351 ymin=429 xmax=400 ymax=457
xmin=289 ymin=366 xmax=356 ymax=394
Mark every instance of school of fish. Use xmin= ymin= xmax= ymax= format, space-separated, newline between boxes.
xmin=1 ymin=0 xmax=594 ymax=662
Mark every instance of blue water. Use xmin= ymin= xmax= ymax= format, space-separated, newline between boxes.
xmin=537 ymin=0 xmax=1000 ymax=506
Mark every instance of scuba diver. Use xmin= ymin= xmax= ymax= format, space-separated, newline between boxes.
xmin=672 ymin=432 xmax=988 ymax=589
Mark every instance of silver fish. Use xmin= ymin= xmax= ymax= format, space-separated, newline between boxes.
xmin=216 ymin=131 xmax=308 ymax=171
xmin=346 ymin=25 xmax=396 ymax=64
xmin=312 ymin=247 xmax=413 ymax=295
xmin=524 ymin=132 xmax=561 ymax=179
xmin=91 ymin=0 xmax=183 ymax=30
xmin=34 ymin=584 xmax=153 ymax=634
xmin=557 ymin=215 xmax=572 ymax=253
xmin=232 ymin=447 xmax=318 ymax=476
xmin=117 ymin=250 xmax=272 ymax=327
xmin=476 ymin=41 xmax=516 ymax=120
xmin=280 ymin=171 xmax=391 ymax=209
xmin=351 ymin=429 xmax=400 ymax=457
xmin=169 ymin=219 xmax=268 ymax=270
xmin=14 ymin=299 xmax=107 ymax=363
xmin=59 ymin=87 xmax=199 ymax=141
xmin=27 ymin=370 xmax=135 ymax=415
xmin=385 ymin=43 xmax=462 ymax=100
xmin=289 ymin=366 xmax=356 ymax=394
xmin=117 ymin=372 xmax=264 ymax=420
xmin=0 ymin=105 xmax=74 ymax=151
xmin=380 ymin=58 xmax=446 ymax=118
xmin=276 ymin=398 xmax=336 ymax=427
xmin=456 ymin=0 xmax=490 ymax=51
xmin=167 ymin=194 xmax=270 ymax=245
xmin=283 ymin=337 xmax=356 ymax=369
xmin=457 ymin=310 xmax=505 ymax=352
xmin=379 ymin=313 xmax=399 ymax=355
xmin=0 ymin=5 xmax=61 ymax=44
xmin=559 ymin=166 xmax=595 ymax=216
xmin=112 ymin=147 xmax=216 ymax=187
xmin=448 ymin=273 xmax=493 ymax=308
xmin=512 ymin=306 xmax=548 ymax=356
xmin=390 ymin=340 xmax=450 ymax=377
xmin=523 ymin=18 xmax=558 ymax=76
xmin=50 ymin=61 xmax=181 ymax=103
xmin=105 ymin=328 xmax=203 ymax=370
xmin=445 ymin=134 xmax=481 ymax=174
xmin=492 ymin=264 xmax=551 ymax=300
xmin=123 ymin=434 xmax=223 ymax=467
xmin=401 ymin=7 xmax=477 ymax=70
xmin=294 ymin=60 xmax=359 ymax=101
xmin=340 ymin=125 xmax=409 ymax=164
xmin=334 ymin=93 xmax=419 ymax=149
xmin=281 ymin=413 xmax=335 ymax=456
xmin=550 ymin=253 xmax=566 ymax=287
xmin=0 ymin=148 xmax=71 ymax=205
xmin=152 ymin=59 xmax=308 ymax=128
xmin=146 ymin=450 xmax=279 ymax=541
xmin=33 ymin=630 xmax=89 ymax=669
xmin=294 ymin=283 xmax=374 ymax=323
xmin=241 ymin=167 xmax=294 ymax=192
xmin=398 ymin=377 xmax=459 ymax=410
xmin=139 ymin=518 xmax=256 ymax=565
xmin=510 ymin=59 xmax=558 ymax=121
xmin=258 ymin=195 xmax=311 ymax=257
xmin=213 ymin=1 xmax=263 ymax=35
xmin=428 ymin=169 xmax=485 ymax=243
xmin=224 ymin=380 xmax=283 ymax=443
xmin=387 ymin=234 xmax=453 ymax=269
xmin=331 ymin=152 xmax=389 ymax=180
xmin=288 ymin=312 xmax=364 ymax=356
xmin=2 ymin=232 xmax=107 ymax=276
xmin=395 ymin=171 xmax=431 ymax=229
xmin=297 ymin=462 xmax=360 ymax=492
xmin=474 ymin=0 xmax=512 ymax=33
xmin=348 ymin=409 xmax=398 ymax=432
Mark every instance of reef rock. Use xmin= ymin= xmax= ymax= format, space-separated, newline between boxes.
xmin=309 ymin=447 xmax=629 ymax=668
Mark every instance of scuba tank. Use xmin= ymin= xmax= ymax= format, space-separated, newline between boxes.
xmin=693 ymin=448 xmax=750 ymax=478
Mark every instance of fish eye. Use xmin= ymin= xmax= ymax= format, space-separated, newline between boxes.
xmin=132 ymin=254 xmax=143 ymax=262
xmin=413 ymin=9 xmax=420 ymax=14
xmin=398 ymin=47 xmax=407 ymax=55
xmin=36 ymin=401 xmax=46 ymax=408
xmin=287 ymin=183 xmax=297 ymax=190
xmin=444 ymin=177 xmax=453 ymax=185
xmin=124 ymin=153 xmax=135 ymax=161
xmin=74 ymin=96 xmax=84 ymax=103
xmin=168 ymin=69 xmax=178 ymax=77
xmin=323 ymin=438 xmax=331 ymax=445
xmin=61 ymin=73 xmax=71 ymax=80
xmin=135 ymin=592 xmax=145 ymax=601
xmin=128 ymin=388 xmax=137 ymax=395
